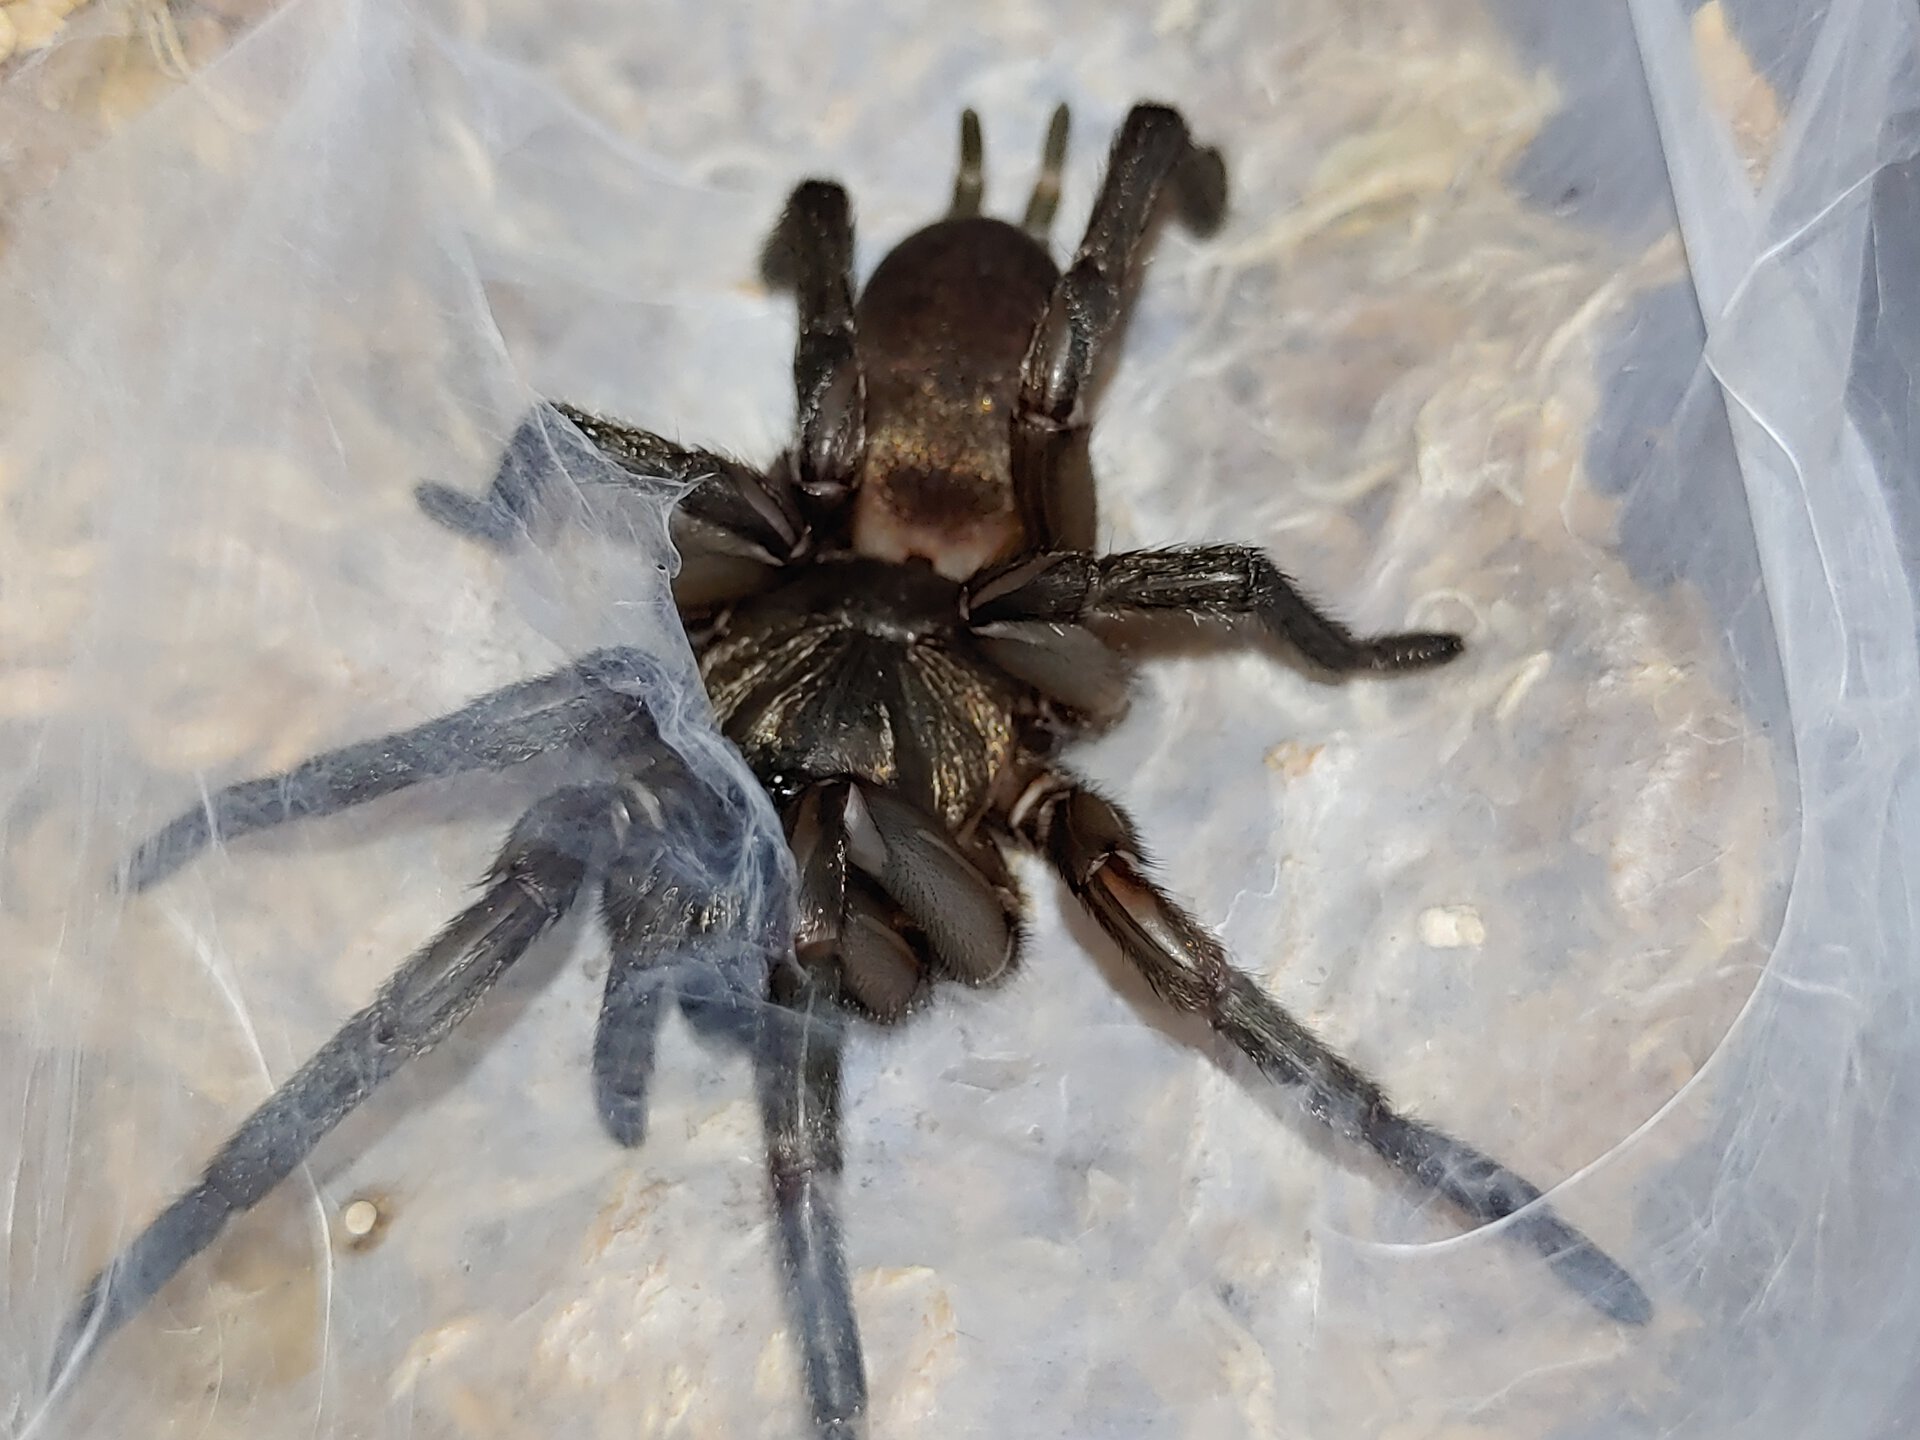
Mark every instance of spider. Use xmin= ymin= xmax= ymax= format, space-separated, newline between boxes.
xmin=51 ymin=102 xmax=1649 ymax=1437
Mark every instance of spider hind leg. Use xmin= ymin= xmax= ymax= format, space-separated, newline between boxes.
xmin=51 ymin=784 xmax=630 ymax=1387
xmin=1021 ymin=773 xmax=1652 ymax=1328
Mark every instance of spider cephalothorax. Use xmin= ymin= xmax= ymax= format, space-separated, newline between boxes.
xmin=52 ymin=103 xmax=1648 ymax=1438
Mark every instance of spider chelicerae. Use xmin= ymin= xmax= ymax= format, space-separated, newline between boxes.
xmin=51 ymin=101 xmax=1650 ymax=1437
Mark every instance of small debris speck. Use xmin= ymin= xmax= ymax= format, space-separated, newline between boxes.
xmin=342 ymin=1197 xmax=381 ymax=1238
xmin=1420 ymin=904 xmax=1487 ymax=949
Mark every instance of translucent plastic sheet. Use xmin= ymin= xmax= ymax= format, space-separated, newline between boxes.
xmin=1 ymin=1 xmax=1916 ymax=1437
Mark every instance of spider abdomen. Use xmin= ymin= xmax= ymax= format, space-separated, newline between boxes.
xmin=700 ymin=559 xmax=1022 ymax=829
xmin=850 ymin=216 xmax=1060 ymax=580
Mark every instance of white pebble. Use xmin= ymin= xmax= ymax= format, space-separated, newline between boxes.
xmin=1419 ymin=904 xmax=1486 ymax=949
xmin=342 ymin=1198 xmax=380 ymax=1237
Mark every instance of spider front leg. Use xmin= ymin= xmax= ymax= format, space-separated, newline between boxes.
xmin=417 ymin=403 xmax=803 ymax=567
xmin=51 ymin=784 xmax=633 ymax=1386
xmin=763 ymin=180 xmax=865 ymax=508
xmin=968 ymin=544 xmax=1462 ymax=673
xmin=1018 ymin=774 xmax=1651 ymax=1327
xmin=123 ymin=647 xmax=664 ymax=890
xmin=1012 ymin=103 xmax=1225 ymax=547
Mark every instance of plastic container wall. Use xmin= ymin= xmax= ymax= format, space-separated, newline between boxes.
xmin=0 ymin=1 xmax=1916 ymax=1437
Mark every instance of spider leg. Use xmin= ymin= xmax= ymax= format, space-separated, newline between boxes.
xmin=591 ymin=862 xmax=685 ymax=1149
xmin=967 ymin=544 xmax=1462 ymax=674
xmin=1018 ymin=773 xmax=1652 ymax=1327
xmin=1021 ymin=103 xmax=1071 ymax=239
xmin=1011 ymin=103 xmax=1225 ymax=547
xmin=761 ymin=783 xmax=867 ymax=1438
xmin=949 ymin=109 xmax=985 ymax=218
xmin=758 ymin=958 xmax=863 ymax=1440
xmin=592 ymin=757 xmax=758 ymax=1148
xmin=123 ymin=648 xmax=662 ymax=891
xmin=50 ymin=784 xmax=631 ymax=1386
xmin=417 ymin=403 xmax=803 ymax=566
xmin=762 ymin=180 xmax=865 ymax=508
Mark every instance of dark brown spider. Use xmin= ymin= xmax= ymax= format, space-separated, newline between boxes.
xmin=51 ymin=102 xmax=1649 ymax=1437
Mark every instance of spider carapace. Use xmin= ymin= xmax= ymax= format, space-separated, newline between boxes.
xmin=52 ymin=104 xmax=1649 ymax=1438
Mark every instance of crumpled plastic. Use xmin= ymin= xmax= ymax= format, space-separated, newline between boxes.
xmin=2 ymin=0 xmax=1918 ymax=1437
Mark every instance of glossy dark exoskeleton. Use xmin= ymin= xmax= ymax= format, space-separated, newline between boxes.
xmin=53 ymin=104 xmax=1649 ymax=1438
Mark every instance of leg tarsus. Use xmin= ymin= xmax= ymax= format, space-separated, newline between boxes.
xmin=416 ymin=412 xmax=556 ymax=548
xmin=1172 ymin=140 xmax=1227 ymax=236
xmin=1361 ymin=1100 xmax=1652 ymax=1325
xmin=1077 ymin=105 xmax=1227 ymax=271
xmin=591 ymin=942 xmax=668 ymax=1149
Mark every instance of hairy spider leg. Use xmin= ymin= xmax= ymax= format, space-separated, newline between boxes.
xmin=417 ymin=404 xmax=802 ymax=565
xmin=1010 ymin=103 xmax=1226 ymax=551
xmin=967 ymin=543 xmax=1462 ymax=674
xmin=759 ymin=958 xmax=863 ymax=1440
xmin=949 ymin=109 xmax=985 ymax=218
xmin=50 ymin=785 xmax=635 ymax=1388
xmin=593 ymin=854 xmax=691 ymax=1150
xmin=122 ymin=649 xmax=664 ymax=891
xmin=762 ymin=180 xmax=865 ymax=505
xmin=592 ymin=756 xmax=765 ymax=1149
xmin=1021 ymin=103 xmax=1072 ymax=238
xmin=763 ymin=783 xmax=868 ymax=1437
xmin=757 ymin=779 xmax=1027 ymax=1439
xmin=1019 ymin=775 xmax=1652 ymax=1327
